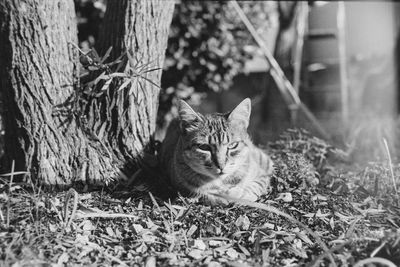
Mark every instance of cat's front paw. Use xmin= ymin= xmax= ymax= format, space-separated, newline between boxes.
xmin=200 ymin=194 xmax=230 ymax=206
xmin=226 ymin=187 xmax=258 ymax=202
xmin=241 ymin=192 xmax=258 ymax=202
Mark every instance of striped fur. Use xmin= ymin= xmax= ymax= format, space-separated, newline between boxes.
xmin=160 ymin=98 xmax=273 ymax=205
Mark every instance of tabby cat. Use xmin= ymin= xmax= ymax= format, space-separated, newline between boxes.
xmin=160 ymin=98 xmax=274 ymax=205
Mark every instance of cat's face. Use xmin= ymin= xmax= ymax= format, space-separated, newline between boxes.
xmin=178 ymin=98 xmax=251 ymax=180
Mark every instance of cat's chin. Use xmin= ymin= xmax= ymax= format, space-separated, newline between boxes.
xmin=199 ymin=171 xmax=229 ymax=180
xmin=211 ymin=172 xmax=230 ymax=179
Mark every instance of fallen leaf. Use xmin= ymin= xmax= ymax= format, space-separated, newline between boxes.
xmin=48 ymin=223 xmax=57 ymax=232
xmin=136 ymin=242 xmax=148 ymax=253
xmin=295 ymin=231 xmax=313 ymax=246
xmin=205 ymin=261 xmax=222 ymax=267
xmin=226 ymin=248 xmax=239 ymax=259
xmin=81 ymin=220 xmax=95 ymax=232
xmin=238 ymin=244 xmax=251 ymax=256
xmin=312 ymin=194 xmax=328 ymax=201
xmin=144 ymin=256 xmax=156 ymax=267
xmin=187 ymin=225 xmax=198 ymax=237
xmin=275 ymin=193 xmax=293 ymax=202
xmin=132 ymin=224 xmax=144 ymax=234
xmin=235 ymin=215 xmax=250 ymax=230
xmin=315 ymin=209 xmax=330 ymax=218
xmin=188 ymin=249 xmax=204 ymax=260
xmin=193 ymin=239 xmax=207 ymax=250
xmin=330 ymin=217 xmax=335 ymax=230
xmin=262 ymin=222 xmax=275 ymax=229
xmin=57 ymin=252 xmax=69 ymax=265
xmin=106 ymin=226 xmax=115 ymax=237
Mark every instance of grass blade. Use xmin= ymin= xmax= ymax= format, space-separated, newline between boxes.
xmin=383 ymin=138 xmax=398 ymax=194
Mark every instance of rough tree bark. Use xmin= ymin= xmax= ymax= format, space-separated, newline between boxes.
xmin=90 ymin=0 xmax=175 ymax=172
xmin=0 ymin=0 xmax=175 ymax=187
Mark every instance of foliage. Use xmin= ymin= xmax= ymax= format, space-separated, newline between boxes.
xmin=272 ymin=152 xmax=319 ymax=193
xmin=352 ymin=161 xmax=400 ymax=203
xmin=52 ymin=42 xmax=161 ymax=145
xmin=73 ymin=1 xmax=278 ymax=128
xmin=269 ymin=129 xmax=337 ymax=171
xmin=159 ymin=1 xmax=277 ymax=126
xmin=72 ymin=0 xmax=278 ymax=127
xmin=77 ymin=46 xmax=161 ymax=97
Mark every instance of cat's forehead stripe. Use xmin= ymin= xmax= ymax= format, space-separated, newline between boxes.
xmin=208 ymin=133 xmax=229 ymax=145
xmin=203 ymin=116 xmax=230 ymax=144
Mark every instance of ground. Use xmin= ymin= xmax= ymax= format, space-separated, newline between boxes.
xmin=1 ymin=129 xmax=399 ymax=266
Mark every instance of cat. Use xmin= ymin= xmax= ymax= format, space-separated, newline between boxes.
xmin=160 ymin=98 xmax=274 ymax=205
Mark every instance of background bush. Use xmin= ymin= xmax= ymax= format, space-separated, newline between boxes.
xmin=159 ymin=1 xmax=277 ymax=127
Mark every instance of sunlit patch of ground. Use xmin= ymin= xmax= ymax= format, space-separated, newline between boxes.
xmin=1 ymin=129 xmax=399 ymax=266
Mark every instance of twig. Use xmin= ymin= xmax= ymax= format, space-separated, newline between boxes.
xmin=6 ymin=160 xmax=15 ymax=228
xmin=383 ymin=138 xmax=398 ymax=194
xmin=213 ymin=193 xmax=337 ymax=267
xmin=229 ymin=1 xmax=300 ymax=105
xmin=370 ymin=241 xmax=387 ymax=258
xmin=68 ymin=41 xmax=86 ymax=55
xmin=148 ymin=192 xmax=170 ymax=231
xmin=0 ymin=171 xmax=29 ymax=177
xmin=76 ymin=212 xmax=138 ymax=219
xmin=0 ymin=207 xmax=4 ymax=223
xmin=353 ymin=257 xmax=397 ymax=267
xmin=63 ymin=188 xmax=79 ymax=230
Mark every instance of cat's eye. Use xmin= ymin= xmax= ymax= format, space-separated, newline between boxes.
xmin=228 ymin=142 xmax=240 ymax=150
xmin=196 ymin=144 xmax=211 ymax=151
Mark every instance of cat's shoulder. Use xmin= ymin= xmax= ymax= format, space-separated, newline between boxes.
xmin=250 ymin=145 xmax=274 ymax=171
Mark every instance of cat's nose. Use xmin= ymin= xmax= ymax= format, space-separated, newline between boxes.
xmin=216 ymin=167 xmax=225 ymax=174
xmin=215 ymin=160 xmax=226 ymax=173
xmin=212 ymin=151 xmax=226 ymax=173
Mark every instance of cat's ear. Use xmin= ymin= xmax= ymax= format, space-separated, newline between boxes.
xmin=228 ymin=98 xmax=251 ymax=128
xmin=178 ymin=100 xmax=203 ymax=133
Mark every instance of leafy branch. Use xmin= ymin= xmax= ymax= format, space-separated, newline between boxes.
xmin=53 ymin=43 xmax=161 ymax=130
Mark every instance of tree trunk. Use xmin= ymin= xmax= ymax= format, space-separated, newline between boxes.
xmin=0 ymin=0 xmax=175 ymax=187
xmin=0 ymin=0 xmax=80 ymax=185
xmin=90 ymin=0 xmax=175 ymax=171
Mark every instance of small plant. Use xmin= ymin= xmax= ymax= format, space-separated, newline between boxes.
xmin=73 ymin=44 xmax=161 ymax=97
xmin=272 ymin=152 xmax=319 ymax=193
xmin=269 ymin=128 xmax=336 ymax=171
xmin=53 ymin=43 xmax=161 ymax=133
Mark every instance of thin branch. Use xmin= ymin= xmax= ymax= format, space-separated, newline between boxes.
xmin=229 ymin=1 xmax=330 ymax=140
xmin=6 ymin=160 xmax=15 ymax=228
xmin=63 ymin=188 xmax=79 ymax=230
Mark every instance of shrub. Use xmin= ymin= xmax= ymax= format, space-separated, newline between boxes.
xmin=159 ymin=1 xmax=277 ymax=126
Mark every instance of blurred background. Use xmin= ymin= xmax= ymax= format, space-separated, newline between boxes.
xmin=1 ymin=0 xmax=399 ymax=162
